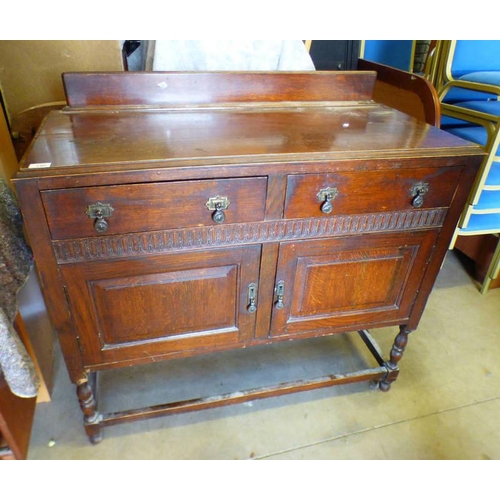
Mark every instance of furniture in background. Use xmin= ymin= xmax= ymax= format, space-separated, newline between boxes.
xmin=0 ymin=96 xmax=55 ymax=461
xmin=434 ymin=40 xmax=500 ymax=292
xmin=309 ymin=41 xmax=361 ymax=71
xmin=422 ymin=41 xmax=442 ymax=87
xmin=0 ymin=177 xmax=38 ymax=460
xmin=17 ymin=267 xmax=56 ymax=403
xmin=1 ymin=105 xmax=54 ymax=402
xmin=150 ymin=40 xmax=315 ymax=71
xmin=13 ymin=71 xmax=482 ymax=443
xmin=362 ymin=41 xmax=419 ymax=73
xmin=0 ymin=316 xmax=37 ymax=460
xmin=308 ymin=41 xmax=431 ymax=75
xmin=0 ymin=101 xmax=19 ymax=180
xmin=128 ymin=40 xmax=315 ymax=73
xmin=435 ymin=40 xmax=500 ymax=103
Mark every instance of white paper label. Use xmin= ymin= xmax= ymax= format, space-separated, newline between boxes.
xmin=28 ymin=163 xmax=52 ymax=168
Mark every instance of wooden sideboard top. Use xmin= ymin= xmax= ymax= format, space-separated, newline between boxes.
xmin=16 ymin=71 xmax=483 ymax=179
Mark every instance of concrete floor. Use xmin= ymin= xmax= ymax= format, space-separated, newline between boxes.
xmin=26 ymin=250 xmax=500 ymax=460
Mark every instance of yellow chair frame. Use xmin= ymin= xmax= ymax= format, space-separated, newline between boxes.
xmin=437 ymin=41 xmax=500 ymax=293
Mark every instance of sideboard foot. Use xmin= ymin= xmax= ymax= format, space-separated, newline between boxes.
xmin=76 ymin=374 xmax=103 ymax=445
xmin=378 ymin=379 xmax=392 ymax=392
xmin=378 ymin=325 xmax=412 ymax=392
xmin=87 ymin=429 xmax=103 ymax=445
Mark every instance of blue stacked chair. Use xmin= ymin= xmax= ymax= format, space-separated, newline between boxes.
xmin=436 ymin=40 xmax=500 ymax=293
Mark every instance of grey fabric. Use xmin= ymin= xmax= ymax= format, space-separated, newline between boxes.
xmin=0 ymin=178 xmax=38 ymax=397
xmin=152 ymin=40 xmax=315 ymax=71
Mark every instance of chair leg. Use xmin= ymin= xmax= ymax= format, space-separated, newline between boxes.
xmin=480 ymin=235 xmax=500 ymax=294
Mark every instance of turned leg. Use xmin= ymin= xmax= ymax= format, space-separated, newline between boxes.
xmin=379 ymin=325 xmax=411 ymax=392
xmin=76 ymin=374 xmax=103 ymax=444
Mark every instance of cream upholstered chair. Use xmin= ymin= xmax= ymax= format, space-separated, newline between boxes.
xmin=149 ymin=40 xmax=315 ymax=71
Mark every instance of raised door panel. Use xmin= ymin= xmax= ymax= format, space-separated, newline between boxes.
xmin=271 ymin=231 xmax=438 ymax=337
xmin=60 ymin=245 xmax=261 ymax=367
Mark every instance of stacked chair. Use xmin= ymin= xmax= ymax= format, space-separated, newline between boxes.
xmin=430 ymin=40 xmax=500 ymax=293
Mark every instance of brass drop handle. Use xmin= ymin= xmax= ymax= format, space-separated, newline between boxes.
xmin=275 ymin=280 xmax=285 ymax=309
xmin=247 ymin=283 xmax=258 ymax=313
xmin=213 ymin=202 xmax=226 ymax=224
xmin=410 ymin=182 xmax=429 ymax=208
xmin=86 ymin=202 xmax=114 ymax=233
xmin=317 ymin=187 xmax=338 ymax=214
xmin=206 ymin=196 xmax=230 ymax=224
xmin=94 ymin=213 xmax=109 ymax=233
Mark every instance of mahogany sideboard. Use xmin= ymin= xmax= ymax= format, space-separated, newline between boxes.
xmin=13 ymin=71 xmax=484 ymax=444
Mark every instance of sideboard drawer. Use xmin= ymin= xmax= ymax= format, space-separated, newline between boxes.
xmin=41 ymin=177 xmax=268 ymax=240
xmin=284 ymin=167 xmax=462 ymax=220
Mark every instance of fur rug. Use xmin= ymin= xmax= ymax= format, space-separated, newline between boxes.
xmin=0 ymin=178 xmax=38 ymax=397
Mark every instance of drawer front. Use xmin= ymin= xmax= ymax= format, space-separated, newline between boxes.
xmin=41 ymin=177 xmax=267 ymax=240
xmin=284 ymin=167 xmax=461 ymax=220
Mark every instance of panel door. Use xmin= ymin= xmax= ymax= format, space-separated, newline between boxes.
xmin=60 ymin=245 xmax=261 ymax=367
xmin=270 ymin=231 xmax=438 ymax=337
